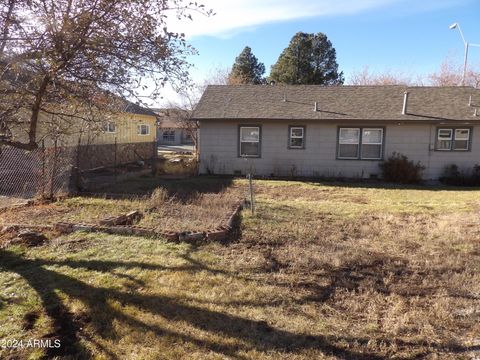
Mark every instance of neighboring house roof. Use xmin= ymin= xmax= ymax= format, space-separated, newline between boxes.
xmin=123 ymin=101 xmax=158 ymax=117
xmin=192 ymin=85 xmax=480 ymax=122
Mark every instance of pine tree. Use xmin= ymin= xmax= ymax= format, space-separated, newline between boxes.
xmin=228 ymin=46 xmax=265 ymax=85
xmin=270 ymin=32 xmax=344 ymax=85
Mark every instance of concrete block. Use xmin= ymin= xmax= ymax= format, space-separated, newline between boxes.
xmin=178 ymin=231 xmax=205 ymax=243
xmin=206 ymin=229 xmax=227 ymax=242
xmin=157 ymin=231 xmax=179 ymax=241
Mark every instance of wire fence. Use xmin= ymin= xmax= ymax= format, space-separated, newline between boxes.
xmin=0 ymin=139 xmax=157 ymax=202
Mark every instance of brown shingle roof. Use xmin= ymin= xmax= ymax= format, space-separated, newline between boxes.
xmin=123 ymin=101 xmax=158 ymax=117
xmin=192 ymin=85 xmax=480 ymax=122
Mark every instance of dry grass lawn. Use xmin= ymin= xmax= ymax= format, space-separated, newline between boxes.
xmin=0 ymin=178 xmax=479 ymax=359
xmin=0 ymin=176 xmax=241 ymax=232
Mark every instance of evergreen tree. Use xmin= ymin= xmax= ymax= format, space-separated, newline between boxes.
xmin=270 ymin=32 xmax=344 ymax=85
xmin=229 ymin=46 xmax=265 ymax=84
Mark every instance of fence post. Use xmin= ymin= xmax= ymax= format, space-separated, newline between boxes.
xmin=75 ymin=136 xmax=81 ymax=191
xmin=114 ymin=136 xmax=117 ymax=182
xmin=151 ymin=139 xmax=157 ymax=175
xmin=49 ymin=137 xmax=58 ymax=199
xmin=41 ymin=140 xmax=46 ymax=198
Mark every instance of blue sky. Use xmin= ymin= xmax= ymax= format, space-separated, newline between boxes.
xmin=161 ymin=0 xmax=480 ymax=104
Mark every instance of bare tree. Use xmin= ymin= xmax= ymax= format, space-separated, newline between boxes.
xmin=348 ymin=66 xmax=415 ymax=85
xmin=164 ymin=66 xmax=230 ymax=153
xmin=428 ymin=57 xmax=480 ymax=88
xmin=0 ymin=0 xmax=211 ymax=150
xmin=205 ymin=66 xmax=231 ymax=87
xmin=349 ymin=59 xmax=480 ymax=88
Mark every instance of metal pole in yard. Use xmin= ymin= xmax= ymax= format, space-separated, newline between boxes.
xmin=248 ymin=173 xmax=255 ymax=215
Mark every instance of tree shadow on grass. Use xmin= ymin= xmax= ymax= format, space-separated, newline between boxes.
xmin=0 ymin=248 xmax=388 ymax=360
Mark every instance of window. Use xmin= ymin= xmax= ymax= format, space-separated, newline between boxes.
xmin=436 ymin=128 xmax=471 ymax=151
xmin=162 ymin=128 xmax=175 ymax=141
xmin=361 ymin=128 xmax=383 ymax=159
xmin=338 ymin=127 xmax=384 ymax=160
xmin=239 ymin=126 xmax=260 ymax=157
xmin=137 ymin=124 xmax=150 ymax=136
xmin=338 ymin=128 xmax=360 ymax=159
xmin=437 ymin=129 xmax=453 ymax=150
xmin=454 ymin=129 xmax=470 ymax=150
xmin=104 ymin=121 xmax=116 ymax=133
xmin=289 ymin=126 xmax=305 ymax=149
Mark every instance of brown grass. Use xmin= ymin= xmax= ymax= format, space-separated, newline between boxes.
xmin=1 ymin=178 xmax=479 ymax=359
xmin=210 ymin=180 xmax=480 ymax=359
xmin=143 ymin=189 xmax=240 ymax=231
xmin=0 ymin=176 xmax=242 ymax=232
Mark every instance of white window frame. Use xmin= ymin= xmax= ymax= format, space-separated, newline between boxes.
xmin=436 ymin=128 xmax=471 ymax=151
xmin=454 ymin=128 xmax=470 ymax=151
xmin=239 ymin=126 xmax=261 ymax=158
xmin=137 ymin=124 xmax=150 ymax=136
xmin=361 ymin=128 xmax=383 ymax=160
xmin=437 ymin=128 xmax=453 ymax=151
xmin=104 ymin=121 xmax=116 ymax=134
xmin=338 ymin=127 xmax=384 ymax=160
xmin=289 ymin=126 xmax=305 ymax=149
xmin=338 ymin=127 xmax=360 ymax=159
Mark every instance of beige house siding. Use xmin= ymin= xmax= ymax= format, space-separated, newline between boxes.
xmin=198 ymin=120 xmax=480 ymax=180
xmin=26 ymin=112 xmax=157 ymax=170
xmin=88 ymin=114 xmax=157 ymax=145
xmin=12 ymin=112 xmax=157 ymax=146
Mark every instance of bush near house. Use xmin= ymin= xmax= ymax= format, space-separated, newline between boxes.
xmin=440 ymin=164 xmax=480 ymax=186
xmin=379 ymin=152 xmax=425 ymax=184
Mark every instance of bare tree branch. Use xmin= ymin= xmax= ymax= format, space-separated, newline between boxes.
xmin=0 ymin=0 xmax=212 ymax=149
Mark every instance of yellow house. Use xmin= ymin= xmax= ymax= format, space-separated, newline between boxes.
xmin=1 ymin=99 xmax=158 ymax=198
xmin=74 ymin=102 xmax=159 ymax=170
xmin=90 ymin=102 xmax=157 ymax=146
xmin=25 ymin=101 xmax=159 ymax=170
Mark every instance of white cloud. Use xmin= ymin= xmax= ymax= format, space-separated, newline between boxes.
xmin=168 ymin=0 xmax=469 ymax=39
xmin=169 ymin=0 xmax=400 ymax=39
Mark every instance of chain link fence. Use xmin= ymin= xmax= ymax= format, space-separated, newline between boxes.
xmin=0 ymin=139 xmax=76 ymax=201
xmin=0 ymin=139 xmax=157 ymax=203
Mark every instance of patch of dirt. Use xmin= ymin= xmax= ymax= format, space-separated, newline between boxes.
xmin=9 ymin=230 xmax=48 ymax=247
xmin=0 ymin=227 xmax=61 ymax=248
xmin=0 ymin=226 xmax=21 ymax=247
xmin=0 ymin=203 xmax=70 ymax=226
xmin=51 ymin=237 xmax=90 ymax=251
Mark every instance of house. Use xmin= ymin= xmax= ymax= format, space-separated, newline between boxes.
xmin=76 ymin=102 xmax=158 ymax=169
xmin=154 ymin=108 xmax=195 ymax=146
xmin=7 ymin=100 xmax=158 ymax=170
xmin=0 ymin=100 xmax=158 ymax=197
xmin=192 ymin=85 xmax=480 ymax=180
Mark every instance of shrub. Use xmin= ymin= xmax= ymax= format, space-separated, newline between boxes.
xmin=149 ymin=187 xmax=169 ymax=208
xmin=439 ymin=164 xmax=480 ymax=186
xmin=379 ymin=153 xmax=425 ymax=184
